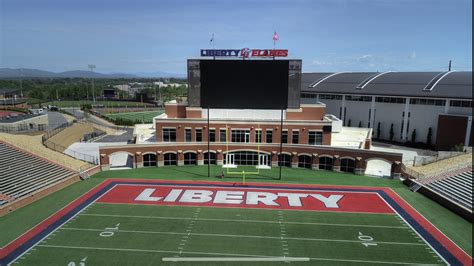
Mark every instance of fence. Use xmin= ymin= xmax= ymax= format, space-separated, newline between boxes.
xmin=43 ymin=139 xmax=98 ymax=164
xmin=42 ymin=121 xmax=77 ymax=142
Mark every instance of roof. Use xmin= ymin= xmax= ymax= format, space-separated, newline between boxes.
xmin=0 ymin=88 xmax=20 ymax=94
xmin=301 ymin=71 xmax=472 ymax=99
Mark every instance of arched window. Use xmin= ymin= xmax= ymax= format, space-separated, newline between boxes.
xmin=184 ymin=152 xmax=197 ymax=165
xmin=278 ymin=154 xmax=291 ymax=167
xmin=204 ymin=152 xmax=217 ymax=165
xmin=164 ymin=153 xmax=177 ymax=166
xmin=341 ymin=158 xmax=355 ymax=173
xmin=319 ymin=157 xmax=333 ymax=170
xmin=143 ymin=153 xmax=157 ymax=167
xmin=298 ymin=155 xmax=312 ymax=169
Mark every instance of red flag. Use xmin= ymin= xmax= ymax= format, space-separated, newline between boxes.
xmin=273 ymin=31 xmax=279 ymax=41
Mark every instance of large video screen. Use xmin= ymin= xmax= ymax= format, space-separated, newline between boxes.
xmin=200 ymin=60 xmax=289 ymax=109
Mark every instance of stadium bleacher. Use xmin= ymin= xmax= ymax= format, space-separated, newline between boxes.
xmin=0 ymin=142 xmax=76 ymax=205
xmin=425 ymin=170 xmax=473 ymax=210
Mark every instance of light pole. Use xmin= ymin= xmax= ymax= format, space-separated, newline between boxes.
xmin=88 ymin=64 xmax=96 ymax=103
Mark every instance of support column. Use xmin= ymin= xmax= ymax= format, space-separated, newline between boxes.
xmin=271 ymin=152 xmax=279 ymax=167
xmin=391 ymin=161 xmax=402 ymax=179
xmin=197 ymin=150 xmax=204 ymax=166
xmin=333 ymin=155 xmax=341 ymax=172
xmin=291 ymin=152 xmax=298 ymax=168
xmin=157 ymin=151 xmax=164 ymax=167
xmin=464 ymin=116 xmax=472 ymax=147
xmin=354 ymin=157 xmax=365 ymax=175
xmin=444 ymin=99 xmax=450 ymax=114
xmin=369 ymin=96 xmax=375 ymax=129
xmin=177 ymin=150 xmax=184 ymax=166
xmin=402 ymin=98 xmax=410 ymax=141
xmin=216 ymin=150 xmax=223 ymax=166
xmin=311 ymin=153 xmax=319 ymax=170
xmin=341 ymin=95 xmax=346 ymax=124
xmin=135 ymin=152 xmax=143 ymax=168
xmin=100 ymin=153 xmax=110 ymax=171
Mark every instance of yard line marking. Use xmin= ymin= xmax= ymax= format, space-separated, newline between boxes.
xmin=61 ymin=227 xmax=426 ymax=246
xmin=162 ymin=257 xmax=310 ymax=262
xmin=36 ymin=244 xmax=436 ymax=265
xmin=80 ymin=213 xmax=408 ymax=229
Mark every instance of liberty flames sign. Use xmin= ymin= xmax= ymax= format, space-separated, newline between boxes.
xmin=201 ymin=48 xmax=288 ymax=58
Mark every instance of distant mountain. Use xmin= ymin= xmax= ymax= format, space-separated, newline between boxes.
xmin=0 ymin=68 xmax=184 ymax=79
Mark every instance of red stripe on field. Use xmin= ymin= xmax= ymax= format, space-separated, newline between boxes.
xmin=382 ymin=188 xmax=472 ymax=265
xmin=97 ymin=184 xmax=394 ymax=213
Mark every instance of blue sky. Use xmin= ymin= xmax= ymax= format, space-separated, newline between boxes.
xmin=0 ymin=0 xmax=471 ymax=75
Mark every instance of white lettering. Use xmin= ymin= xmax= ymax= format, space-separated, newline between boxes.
xmin=277 ymin=193 xmax=309 ymax=207
xmin=246 ymin=192 xmax=279 ymax=206
xmin=310 ymin=194 xmax=343 ymax=208
xmin=214 ymin=191 xmax=244 ymax=204
xmin=179 ymin=190 xmax=213 ymax=203
xmin=135 ymin=188 xmax=162 ymax=201
xmin=164 ymin=189 xmax=182 ymax=202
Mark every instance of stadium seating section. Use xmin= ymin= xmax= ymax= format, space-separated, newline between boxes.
xmin=0 ymin=142 xmax=76 ymax=206
xmin=426 ymin=170 xmax=473 ymax=210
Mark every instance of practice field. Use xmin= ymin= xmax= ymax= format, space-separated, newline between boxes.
xmin=1 ymin=179 xmax=471 ymax=265
xmin=105 ymin=110 xmax=164 ymax=123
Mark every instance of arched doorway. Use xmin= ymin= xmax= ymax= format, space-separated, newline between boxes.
xmin=164 ymin=153 xmax=177 ymax=166
xmin=278 ymin=154 xmax=291 ymax=167
xmin=365 ymin=158 xmax=392 ymax=177
xmin=340 ymin=158 xmax=355 ymax=173
xmin=184 ymin=152 xmax=197 ymax=165
xmin=319 ymin=156 xmax=333 ymax=171
xmin=204 ymin=152 xmax=217 ymax=165
xmin=298 ymin=155 xmax=312 ymax=169
xmin=143 ymin=153 xmax=157 ymax=167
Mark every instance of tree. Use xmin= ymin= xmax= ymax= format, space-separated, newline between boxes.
xmin=377 ymin=122 xmax=381 ymax=139
xmin=426 ymin=127 xmax=432 ymax=146
xmin=411 ymin=129 xmax=417 ymax=143
xmin=389 ymin=123 xmax=394 ymax=141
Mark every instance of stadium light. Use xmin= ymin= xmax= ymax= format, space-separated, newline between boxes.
xmin=88 ymin=64 xmax=96 ymax=103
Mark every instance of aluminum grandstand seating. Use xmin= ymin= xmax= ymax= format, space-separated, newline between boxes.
xmin=426 ymin=170 xmax=473 ymax=210
xmin=0 ymin=142 xmax=76 ymax=204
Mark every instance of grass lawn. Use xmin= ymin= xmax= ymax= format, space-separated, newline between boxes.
xmin=42 ymin=100 xmax=154 ymax=108
xmin=104 ymin=110 xmax=164 ymax=123
xmin=0 ymin=166 xmax=471 ymax=265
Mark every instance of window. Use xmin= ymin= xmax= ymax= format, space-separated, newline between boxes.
xmin=292 ymin=130 xmax=299 ymax=144
xmin=184 ymin=152 xmax=197 ymax=165
xmin=220 ymin=129 xmax=227 ymax=142
xmin=209 ymin=129 xmax=216 ymax=142
xmin=319 ymin=157 xmax=333 ymax=170
xmin=255 ymin=129 xmax=262 ymax=143
xmin=266 ymin=130 xmax=273 ymax=143
xmin=143 ymin=153 xmax=157 ymax=167
xmin=410 ymin=98 xmax=445 ymax=106
xmin=346 ymin=95 xmax=372 ymax=102
xmin=308 ymin=131 xmax=323 ymax=145
xmin=301 ymin=93 xmax=317 ymax=98
xmin=204 ymin=152 xmax=216 ymax=165
xmin=319 ymin=94 xmax=342 ymax=100
xmin=185 ymin=129 xmax=192 ymax=142
xmin=341 ymin=158 xmax=355 ymax=173
xmin=450 ymin=100 xmax=472 ymax=108
xmin=162 ymin=128 xmax=176 ymax=142
xmin=195 ymin=128 xmax=202 ymax=142
xmin=231 ymin=129 xmax=250 ymax=143
xmin=224 ymin=151 xmax=259 ymax=165
xmin=278 ymin=154 xmax=291 ymax=167
xmin=164 ymin=153 xmax=177 ymax=166
xmin=375 ymin=97 xmax=406 ymax=104
xmin=298 ymin=155 xmax=312 ymax=169
xmin=281 ymin=130 xmax=288 ymax=143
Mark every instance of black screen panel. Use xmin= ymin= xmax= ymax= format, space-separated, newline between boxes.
xmin=200 ymin=60 xmax=289 ymax=109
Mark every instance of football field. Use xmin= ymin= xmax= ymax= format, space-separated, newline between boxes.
xmin=2 ymin=179 xmax=470 ymax=265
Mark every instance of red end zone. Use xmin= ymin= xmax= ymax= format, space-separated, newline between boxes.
xmin=97 ymin=184 xmax=394 ymax=214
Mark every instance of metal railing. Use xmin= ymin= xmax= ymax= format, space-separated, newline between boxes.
xmin=43 ymin=139 xmax=98 ymax=164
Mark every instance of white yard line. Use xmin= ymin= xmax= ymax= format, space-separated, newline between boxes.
xmin=35 ymin=244 xmax=438 ymax=265
xmin=61 ymin=227 xmax=425 ymax=246
xmin=162 ymin=257 xmax=310 ymax=262
xmin=80 ymin=213 xmax=408 ymax=229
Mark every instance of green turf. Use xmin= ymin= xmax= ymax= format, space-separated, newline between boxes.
xmin=14 ymin=204 xmax=444 ymax=265
xmin=0 ymin=166 xmax=471 ymax=264
xmin=44 ymin=100 xmax=153 ymax=108
xmin=104 ymin=110 xmax=164 ymax=123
